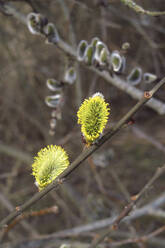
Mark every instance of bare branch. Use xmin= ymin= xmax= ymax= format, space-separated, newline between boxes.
xmin=89 ymin=164 xmax=165 ymax=247
xmin=109 ymin=225 xmax=165 ymax=247
xmin=18 ymin=192 xmax=165 ymax=238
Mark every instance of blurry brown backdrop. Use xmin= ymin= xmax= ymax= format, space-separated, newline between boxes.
xmin=0 ymin=0 xmax=165 ymax=247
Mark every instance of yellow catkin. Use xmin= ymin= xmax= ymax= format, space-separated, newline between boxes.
xmin=32 ymin=145 xmax=69 ymax=190
xmin=77 ymin=93 xmax=110 ymax=144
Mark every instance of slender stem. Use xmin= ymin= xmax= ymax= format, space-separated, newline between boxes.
xmin=120 ymin=0 xmax=165 ymax=16
xmin=106 ymin=225 xmax=165 ymax=246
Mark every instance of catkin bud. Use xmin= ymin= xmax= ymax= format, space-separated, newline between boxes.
xmin=64 ymin=67 xmax=76 ymax=84
xmin=46 ymin=79 xmax=63 ymax=91
xmin=94 ymin=41 xmax=107 ymax=63
xmin=110 ymin=51 xmax=125 ymax=73
xmin=91 ymin=37 xmax=100 ymax=50
xmin=27 ymin=13 xmax=48 ymax=35
xmin=99 ymin=47 xmax=109 ymax=66
xmin=84 ymin=45 xmax=94 ymax=65
xmin=127 ymin=67 xmax=142 ymax=85
xmin=77 ymin=40 xmax=88 ymax=61
xmin=45 ymin=94 xmax=61 ymax=108
xmin=44 ymin=23 xmax=59 ymax=44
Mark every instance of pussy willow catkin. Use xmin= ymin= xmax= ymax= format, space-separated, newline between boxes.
xmin=77 ymin=93 xmax=110 ymax=145
xmin=32 ymin=145 xmax=69 ymax=190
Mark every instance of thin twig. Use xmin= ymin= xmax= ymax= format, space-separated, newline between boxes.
xmin=120 ymin=0 xmax=165 ymax=16
xmin=89 ymin=164 xmax=165 ymax=248
xmin=0 ymin=192 xmax=38 ymax=239
xmin=88 ymin=157 xmax=108 ymax=196
xmin=6 ymin=204 xmax=165 ymax=248
xmin=3 ymin=206 xmax=58 ymax=236
xmin=109 ymin=225 xmax=165 ymax=247
xmin=22 ymin=192 xmax=165 ymax=239
xmin=132 ymin=126 xmax=165 ymax=154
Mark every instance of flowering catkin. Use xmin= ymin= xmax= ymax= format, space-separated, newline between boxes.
xmin=77 ymin=93 xmax=110 ymax=145
xmin=32 ymin=145 xmax=69 ymax=190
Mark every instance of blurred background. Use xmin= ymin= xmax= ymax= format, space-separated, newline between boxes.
xmin=0 ymin=0 xmax=165 ymax=247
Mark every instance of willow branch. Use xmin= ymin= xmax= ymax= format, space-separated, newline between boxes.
xmin=0 ymin=77 xmax=165 ymax=230
xmin=120 ymin=0 xmax=165 ymax=16
xmin=3 ymin=206 xmax=58 ymax=236
xmin=1 ymin=2 xmax=165 ymax=115
xmin=58 ymin=41 xmax=165 ymax=115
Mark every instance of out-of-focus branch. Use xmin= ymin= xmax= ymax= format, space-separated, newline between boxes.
xmin=1 ymin=240 xmax=103 ymax=248
xmin=0 ymin=143 xmax=32 ymax=164
xmin=1 ymin=2 xmax=165 ymax=115
xmin=2 ymin=0 xmax=38 ymax=11
xmin=0 ymin=1 xmax=26 ymax=22
xmin=57 ymin=40 xmax=165 ymax=115
xmin=58 ymin=0 xmax=82 ymax=106
xmin=3 ymin=206 xmax=58 ymax=236
xmin=0 ymin=192 xmax=38 ymax=239
xmin=120 ymin=0 xmax=165 ymax=16
xmin=148 ymin=208 xmax=165 ymax=219
xmin=4 ymin=193 xmax=165 ymax=248
xmin=132 ymin=126 xmax=165 ymax=154
xmin=89 ymin=164 xmax=165 ymax=248
xmin=110 ymin=225 xmax=165 ymax=247
xmin=20 ymin=192 xmax=165 ymax=238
